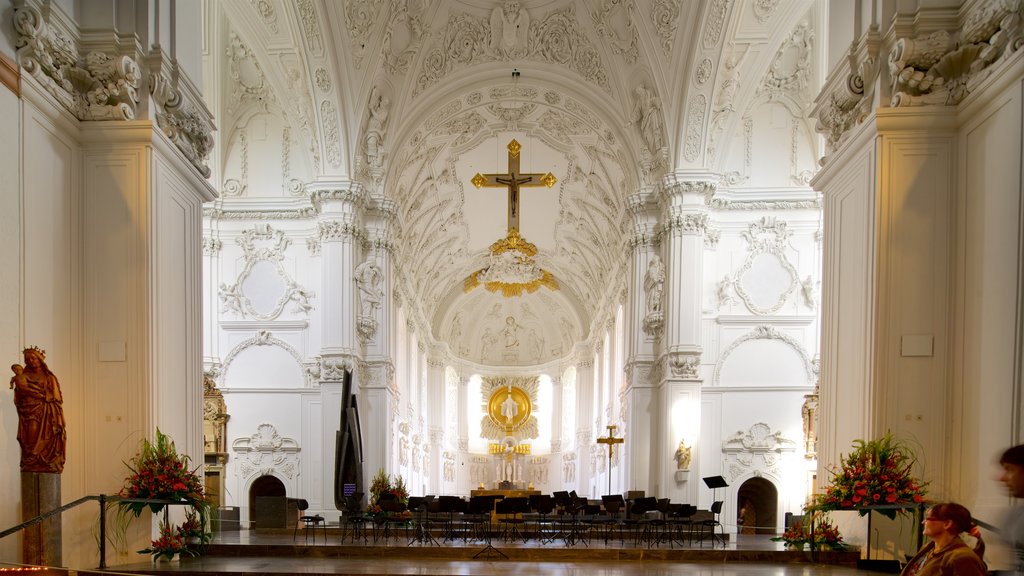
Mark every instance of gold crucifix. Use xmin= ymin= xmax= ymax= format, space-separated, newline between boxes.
xmin=471 ymin=139 xmax=557 ymax=232
xmin=597 ymin=425 xmax=625 ymax=459
xmin=597 ymin=425 xmax=624 ymax=495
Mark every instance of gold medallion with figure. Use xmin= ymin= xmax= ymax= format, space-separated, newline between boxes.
xmin=487 ymin=386 xmax=531 ymax=431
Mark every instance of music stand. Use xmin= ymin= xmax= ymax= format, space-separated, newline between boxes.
xmin=471 ymin=495 xmax=507 ymax=559
xmin=702 ymin=475 xmax=728 ymax=503
xmin=407 ymin=495 xmax=438 ymax=546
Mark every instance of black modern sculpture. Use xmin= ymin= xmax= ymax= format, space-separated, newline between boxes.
xmin=334 ymin=370 xmax=365 ymax=510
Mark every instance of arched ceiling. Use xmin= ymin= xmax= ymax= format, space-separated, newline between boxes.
xmin=214 ymin=0 xmax=818 ymax=367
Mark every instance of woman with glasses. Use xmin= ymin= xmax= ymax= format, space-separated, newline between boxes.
xmin=901 ymin=502 xmax=987 ymax=576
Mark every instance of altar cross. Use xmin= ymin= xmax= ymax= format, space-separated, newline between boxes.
xmin=597 ymin=425 xmax=624 ymax=495
xmin=472 ymin=139 xmax=557 ymax=232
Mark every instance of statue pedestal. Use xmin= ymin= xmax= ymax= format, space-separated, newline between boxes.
xmin=22 ymin=472 xmax=61 ymax=566
xmin=674 ymin=469 xmax=689 ymax=482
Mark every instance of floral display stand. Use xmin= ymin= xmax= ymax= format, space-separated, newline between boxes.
xmin=809 ymin=504 xmax=924 ymax=571
xmin=807 ymin=434 xmax=927 ymax=572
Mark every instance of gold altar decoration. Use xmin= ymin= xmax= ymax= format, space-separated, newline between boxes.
xmin=480 ymin=376 xmax=539 ymax=442
xmin=465 ymin=139 xmax=559 ymax=298
xmin=463 ymin=229 xmax=559 ymax=297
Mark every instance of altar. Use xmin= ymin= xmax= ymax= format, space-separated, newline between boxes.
xmin=469 ymin=488 xmax=540 ymax=499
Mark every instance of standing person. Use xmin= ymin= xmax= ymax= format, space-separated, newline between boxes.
xmin=901 ymin=502 xmax=987 ymax=576
xmin=10 ymin=347 xmax=66 ymax=473
xmin=999 ymin=444 xmax=1024 ymax=573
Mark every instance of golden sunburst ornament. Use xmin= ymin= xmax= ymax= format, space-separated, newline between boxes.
xmin=464 ymin=229 xmax=559 ymax=297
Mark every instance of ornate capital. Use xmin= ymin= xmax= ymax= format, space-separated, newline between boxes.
xmin=148 ymin=51 xmax=215 ymax=177
xmin=320 ymin=355 xmax=356 ymax=381
xmin=664 ymin=212 xmax=709 ymax=235
xmin=318 ymin=219 xmax=362 ymax=242
xmin=310 ymin=184 xmax=366 ymax=207
xmin=14 ymin=0 xmax=141 ymax=122
xmin=660 ymin=176 xmax=717 ymax=203
xmin=667 ymin=352 xmax=701 ymax=380
xmin=889 ymin=3 xmax=1023 ymax=109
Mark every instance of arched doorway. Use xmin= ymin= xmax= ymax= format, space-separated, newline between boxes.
xmin=736 ymin=477 xmax=777 ymax=535
xmin=249 ymin=475 xmax=286 ymax=528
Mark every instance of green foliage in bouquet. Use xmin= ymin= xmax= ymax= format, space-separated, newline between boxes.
xmin=367 ymin=468 xmax=409 ymax=516
xmin=118 ymin=428 xmax=208 ymax=515
xmin=810 ymin=432 xmax=927 ymax=519
xmin=772 ymin=516 xmax=846 ymax=550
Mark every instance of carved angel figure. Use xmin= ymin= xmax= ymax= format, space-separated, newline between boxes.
xmin=490 ymin=1 xmax=529 ymax=58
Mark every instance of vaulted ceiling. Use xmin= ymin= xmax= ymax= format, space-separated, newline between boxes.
xmin=212 ymin=0 xmax=819 ymax=367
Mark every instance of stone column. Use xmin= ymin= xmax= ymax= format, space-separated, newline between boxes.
xmin=426 ymin=354 xmax=446 ymax=493
xmin=657 ymin=175 xmax=715 ymax=504
xmin=623 ymin=188 xmax=659 ymax=495
xmin=21 ymin=473 xmax=60 ymax=566
xmin=574 ymin=344 xmax=595 ymax=495
xmin=312 ymin=184 xmax=372 ymax=485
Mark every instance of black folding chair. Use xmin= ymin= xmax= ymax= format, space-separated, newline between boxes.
xmin=293 ymin=498 xmax=326 ymax=544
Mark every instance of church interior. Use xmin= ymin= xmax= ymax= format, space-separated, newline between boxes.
xmin=2 ymin=0 xmax=1023 ymax=571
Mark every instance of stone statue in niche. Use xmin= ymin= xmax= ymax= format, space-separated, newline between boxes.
xmin=490 ymin=1 xmax=529 ymax=58
xmin=644 ymin=255 xmax=665 ymax=315
xmin=630 ymin=84 xmax=666 ymax=158
xmin=10 ymin=346 xmax=66 ymax=473
xmin=354 ymin=259 xmax=384 ymax=316
xmin=673 ymin=440 xmax=692 ymax=470
xmin=365 ymin=87 xmax=390 ymax=171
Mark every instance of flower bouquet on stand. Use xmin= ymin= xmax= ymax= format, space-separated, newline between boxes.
xmin=772 ymin=516 xmax=846 ymax=551
xmin=809 ymin=432 xmax=927 ymax=519
xmin=114 ymin=428 xmax=212 ymax=559
xmin=137 ymin=520 xmax=190 ymax=563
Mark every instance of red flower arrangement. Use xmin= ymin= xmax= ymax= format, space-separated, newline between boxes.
xmin=773 ymin=517 xmax=846 ymax=550
xmin=119 ymin=428 xmax=207 ymax=516
xmin=368 ymin=468 xmax=409 ymax=516
xmin=809 ymin=433 xmax=927 ymax=519
xmin=137 ymin=520 xmax=191 ymax=561
xmin=116 ymin=429 xmax=212 ymax=559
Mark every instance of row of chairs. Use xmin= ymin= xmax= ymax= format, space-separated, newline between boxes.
xmin=335 ymin=492 xmax=726 ymax=548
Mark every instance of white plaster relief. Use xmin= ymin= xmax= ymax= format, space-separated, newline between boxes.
xmin=415 ymin=5 xmax=609 ymax=96
xmin=590 ymin=0 xmax=639 ymax=64
xmin=233 ymin=423 xmax=300 ymax=481
xmin=249 ymin=0 xmax=280 ymax=34
xmin=811 ymin=35 xmax=879 ymax=157
xmin=683 ymin=94 xmax=707 ymax=162
xmin=320 ymin=100 xmax=342 ymax=168
xmin=382 ymin=0 xmax=426 ymax=74
xmin=889 ymin=2 xmax=1023 ymax=108
xmin=345 ymin=0 xmax=383 ymax=69
xmin=757 ymin=21 xmax=813 ymax=100
xmin=13 ymin=1 xmax=141 ymax=121
xmin=651 ymin=0 xmax=681 ymax=54
xmin=149 ymin=53 xmax=215 ymax=177
xmin=701 ymin=0 xmax=731 ymax=50
xmin=713 ymin=325 xmax=814 ymax=386
xmin=223 ymin=130 xmax=248 ymax=197
xmin=696 ymin=58 xmax=713 ymax=85
xmin=296 ymin=0 xmax=324 ymax=54
xmin=752 ymin=0 xmax=781 ymax=24
xmin=733 ymin=217 xmax=798 ymax=315
xmin=219 ymin=225 xmax=315 ymax=320
xmin=220 ymin=329 xmax=308 ymax=386
xmin=721 ymin=422 xmax=796 ymax=484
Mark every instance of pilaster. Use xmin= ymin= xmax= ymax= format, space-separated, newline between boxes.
xmin=574 ymin=344 xmax=595 ymax=495
xmin=312 ymin=183 xmax=364 ymax=365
